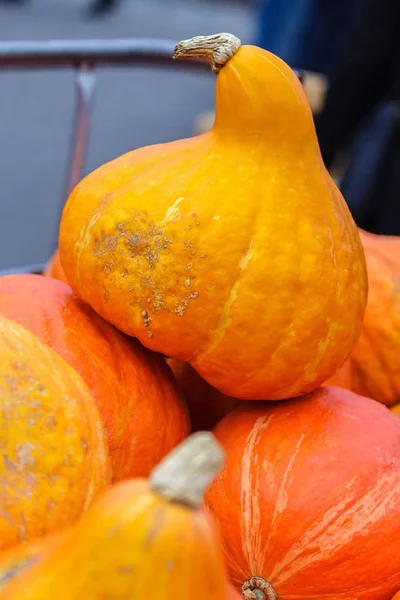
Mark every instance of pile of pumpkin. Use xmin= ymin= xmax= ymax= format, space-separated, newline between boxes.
xmin=0 ymin=32 xmax=399 ymax=600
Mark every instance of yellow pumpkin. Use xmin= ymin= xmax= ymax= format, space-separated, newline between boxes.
xmin=0 ymin=314 xmax=110 ymax=550
xmin=59 ymin=33 xmax=367 ymax=400
xmin=0 ymin=433 xmax=228 ymax=600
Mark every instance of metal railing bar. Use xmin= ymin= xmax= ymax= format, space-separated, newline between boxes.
xmin=65 ymin=63 xmax=96 ymax=197
xmin=51 ymin=62 xmax=97 ymax=253
xmin=0 ymin=38 xmax=210 ymax=71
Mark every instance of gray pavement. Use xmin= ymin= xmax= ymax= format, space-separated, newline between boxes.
xmin=0 ymin=0 xmax=254 ymax=269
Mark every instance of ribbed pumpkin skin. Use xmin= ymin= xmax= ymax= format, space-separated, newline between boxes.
xmin=0 ymin=479 xmax=227 ymax=600
xmin=349 ymin=230 xmax=400 ymax=405
xmin=205 ymin=387 xmax=400 ymax=599
xmin=166 ymin=358 xmax=240 ymax=430
xmin=0 ymin=275 xmax=189 ymax=481
xmin=44 ymin=250 xmax=68 ymax=284
xmin=59 ymin=43 xmax=367 ymax=400
xmin=0 ymin=315 xmax=110 ymax=551
xmin=225 ymin=581 xmax=242 ymax=600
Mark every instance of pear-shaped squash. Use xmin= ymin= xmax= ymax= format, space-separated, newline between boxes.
xmin=0 ymin=274 xmax=189 ymax=481
xmin=43 ymin=250 xmax=67 ymax=284
xmin=0 ymin=314 xmax=110 ymax=551
xmin=0 ymin=433 xmax=228 ymax=600
xmin=59 ymin=33 xmax=367 ymax=400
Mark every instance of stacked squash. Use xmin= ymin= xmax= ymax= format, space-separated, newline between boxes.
xmin=1 ymin=31 xmax=400 ymax=600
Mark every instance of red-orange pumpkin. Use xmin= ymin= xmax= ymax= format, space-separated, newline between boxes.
xmin=0 ymin=274 xmax=190 ymax=481
xmin=225 ymin=581 xmax=242 ymax=600
xmin=206 ymin=386 xmax=400 ymax=599
xmin=167 ymin=358 xmax=240 ymax=431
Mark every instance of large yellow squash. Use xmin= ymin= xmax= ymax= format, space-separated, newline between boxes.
xmin=59 ymin=33 xmax=367 ymax=400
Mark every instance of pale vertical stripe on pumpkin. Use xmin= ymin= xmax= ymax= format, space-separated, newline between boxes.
xmin=240 ymin=415 xmax=274 ymax=575
xmin=266 ymin=433 xmax=306 ymax=549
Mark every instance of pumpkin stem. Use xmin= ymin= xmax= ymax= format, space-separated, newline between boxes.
xmin=242 ymin=577 xmax=278 ymax=600
xmin=149 ymin=431 xmax=225 ymax=508
xmin=173 ymin=33 xmax=241 ymax=74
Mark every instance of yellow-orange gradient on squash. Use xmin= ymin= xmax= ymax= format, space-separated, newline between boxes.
xmin=0 ymin=315 xmax=110 ymax=551
xmin=59 ymin=33 xmax=367 ymax=400
xmin=0 ymin=433 xmax=228 ymax=600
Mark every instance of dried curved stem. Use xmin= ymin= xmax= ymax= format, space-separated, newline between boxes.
xmin=150 ymin=431 xmax=225 ymax=508
xmin=173 ymin=33 xmax=241 ymax=74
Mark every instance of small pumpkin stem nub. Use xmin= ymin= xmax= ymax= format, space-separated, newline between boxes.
xmin=173 ymin=33 xmax=242 ymax=74
xmin=242 ymin=577 xmax=278 ymax=600
xmin=149 ymin=431 xmax=225 ymax=508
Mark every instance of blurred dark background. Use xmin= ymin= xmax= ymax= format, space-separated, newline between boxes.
xmin=0 ymin=0 xmax=254 ymax=270
xmin=1 ymin=0 xmax=399 ymax=271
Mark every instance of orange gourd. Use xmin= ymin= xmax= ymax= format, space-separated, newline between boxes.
xmin=0 ymin=433 xmax=228 ymax=600
xmin=167 ymin=358 xmax=240 ymax=430
xmin=347 ymin=229 xmax=400 ymax=405
xmin=59 ymin=33 xmax=367 ymax=401
xmin=0 ymin=314 xmax=110 ymax=551
xmin=324 ymin=230 xmax=400 ymax=404
xmin=43 ymin=250 xmax=67 ymax=284
xmin=0 ymin=274 xmax=189 ymax=481
xmin=206 ymin=386 xmax=400 ymax=599
xmin=0 ymin=532 xmax=69 ymax=592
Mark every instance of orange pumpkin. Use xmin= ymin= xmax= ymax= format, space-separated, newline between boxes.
xmin=167 ymin=358 xmax=240 ymax=430
xmin=392 ymin=594 xmax=400 ymax=600
xmin=206 ymin=386 xmax=400 ymax=599
xmin=0 ymin=433 xmax=228 ymax=600
xmin=0 ymin=314 xmax=110 ymax=551
xmin=347 ymin=229 xmax=400 ymax=405
xmin=0 ymin=274 xmax=189 ymax=481
xmin=324 ymin=230 xmax=400 ymax=405
xmin=59 ymin=33 xmax=367 ymax=401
